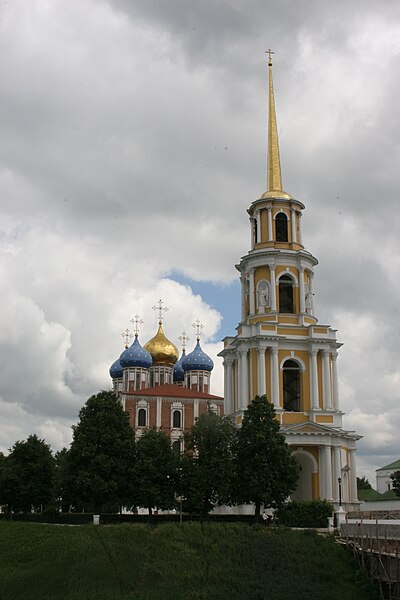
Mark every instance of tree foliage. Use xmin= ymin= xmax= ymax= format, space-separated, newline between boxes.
xmin=182 ymin=408 xmax=236 ymax=515
xmin=64 ymin=391 xmax=136 ymax=511
xmin=0 ymin=435 xmax=55 ymax=513
xmin=357 ymin=476 xmax=372 ymax=490
xmin=134 ymin=428 xmax=176 ymax=514
xmin=390 ymin=470 xmax=400 ymax=497
xmin=233 ymin=395 xmax=299 ymax=518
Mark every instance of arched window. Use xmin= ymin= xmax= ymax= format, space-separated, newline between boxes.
xmin=275 ymin=212 xmax=288 ymax=242
xmin=283 ymin=360 xmax=301 ymax=412
xmin=138 ymin=408 xmax=146 ymax=427
xmin=172 ymin=440 xmax=181 ymax=454
xmin=173 ymin=410 xmax=182 ymax=428
xmin=135 ymin=372 xmax=141 ymax=390
xmin=279 ymin=275 xmax=294 ymax=313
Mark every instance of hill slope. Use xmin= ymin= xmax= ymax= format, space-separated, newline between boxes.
xmin=0 ymin=521 xmax=377 ymax=600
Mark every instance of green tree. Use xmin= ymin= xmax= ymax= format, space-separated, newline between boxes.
xmin=135 ymin=428 xmax=176 ymax=514
xmin=390 ymin=471 xmax=400 ymax=496
xmin=65 ymin=391 xmax=136 ymax=512
xmin=182 ymin=408 xmax=236 ymax=516
xmin=0 ymin=435 xmax=55 ymax=513
xmin=357 ymin=476 xmax=372 ymax=490
xmin=233 ymin=395 xmax=299 ymax=520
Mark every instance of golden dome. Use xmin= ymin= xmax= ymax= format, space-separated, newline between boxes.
xmin=144 ymin=322 xmax=179 ymax=366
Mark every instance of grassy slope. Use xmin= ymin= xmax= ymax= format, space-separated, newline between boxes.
xmin=0 ymin=522 xmax=377 ymax=600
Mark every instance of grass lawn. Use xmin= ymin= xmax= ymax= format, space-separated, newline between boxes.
xmin=0 ymin=521 xmax=377 ymax=600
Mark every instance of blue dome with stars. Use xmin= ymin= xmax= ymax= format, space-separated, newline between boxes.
xmin=173 ymin=350 xmax=186 ymax=382
xmin=109 ymin=357 xmax=123 ymax=379
xmin=182 ymin=341 xmax=213 ymax=372
xmin=119 ymin=335 xmax=153 ymax=369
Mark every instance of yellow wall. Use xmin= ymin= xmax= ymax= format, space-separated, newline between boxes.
xmin=254 ymin=266 xmax=270 ymax=286
xmin=260 ymin=208 xmax=268 ymax=243
xmin=316 ymin=415 xmax=334 ymax=424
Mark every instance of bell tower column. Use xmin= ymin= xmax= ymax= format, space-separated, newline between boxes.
xmin=267 ymin=206 xmax=273 ymax=240
xmin=270 ymin=264 xmax=277 ymax=311
xmin=257 ymin=346 xmax=267 ymax=396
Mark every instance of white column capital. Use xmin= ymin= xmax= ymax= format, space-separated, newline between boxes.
xmin=270 ymin=347 xmax=279 ymax=356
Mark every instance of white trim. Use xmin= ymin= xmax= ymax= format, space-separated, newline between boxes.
xmin=292 ymin=449 xmax=318 ymax=473
xmin=276 ymin=270 xmax=299 ymax=286
xmin=280 ymin=354 xmax=306 ymax=372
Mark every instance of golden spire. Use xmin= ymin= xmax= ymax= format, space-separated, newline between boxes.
xmin=261 ymin=50 xmax=291 ymax=200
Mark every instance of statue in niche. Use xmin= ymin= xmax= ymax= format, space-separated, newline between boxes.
xmin=305 ymin=282 xmax=313 ymax=313
xmin=257 ymin=280 xmax=270 ymax=313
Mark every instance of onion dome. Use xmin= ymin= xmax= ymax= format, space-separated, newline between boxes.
xmin=119 ymin=335 xmax=153 ymax=368
xmin=144 ymin=321 xmax=179 ymax=366
xmin=173 ymin=350 xmax=186 ymax=382
xmin=182 ymin=340 xmax=214 ymax=372
xmin=109 ymin=357 xmax=123 ymax=379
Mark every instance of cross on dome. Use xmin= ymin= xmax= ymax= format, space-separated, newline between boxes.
xmin=121 ymin=328 xmax=133 ymax=348
xmin=152 ymin=298 xmax=169 ymax=323
xmin=130 ymin=315 xmax=143 ymax=337
xmin=179 ymin=331 xmax=190 ymax=352
xmin=192 ymin=319 xmax=204 ymax=341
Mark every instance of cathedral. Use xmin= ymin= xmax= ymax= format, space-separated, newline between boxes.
xmin=110 ymin=55 xmax=360 ymax=510
xmin=218 ymin=53 xmax=360 ymax=509
xmin=109 ymin=306 xmax=224 ymax=452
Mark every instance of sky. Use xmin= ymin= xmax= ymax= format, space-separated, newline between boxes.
xmin=1 ymin=0 xmax=400 ymax=486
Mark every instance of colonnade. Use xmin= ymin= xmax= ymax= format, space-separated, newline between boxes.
xmin=318 ymin=445 xmax=358 ymax=503
xmin=223 ymin=346 xmax=339 ymax=415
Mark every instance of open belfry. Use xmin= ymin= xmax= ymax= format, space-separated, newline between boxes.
xmin=218 ymin=51 xmax=360 ymax=508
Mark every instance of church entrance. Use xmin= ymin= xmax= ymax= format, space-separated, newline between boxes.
xmin=292 ymin=452 xmax=316 ymax=501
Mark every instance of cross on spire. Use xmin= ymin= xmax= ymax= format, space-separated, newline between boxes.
xmin=130 ymin=315 xmax=143 ymax=337
xmin=179 ymin=331 xmax=190 ymax=352
xmin=265 ymin=48 xmax=274 ymax=66
xmin=121 ymin=328 xmax=133 ymax=348
xmin=152 ymin=299 xmax=169 ymax=323
xmin=192 ymin=319 xmax=204 ymax=341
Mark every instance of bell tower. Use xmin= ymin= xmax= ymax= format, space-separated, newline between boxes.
xmin=219 ymin=53 xmax=361 ymax=509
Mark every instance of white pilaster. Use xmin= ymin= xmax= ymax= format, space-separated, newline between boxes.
xmin=156 ymin=397 xmax=162 ymax=428
xmin=240 ymin=274 xmax=246 ymax=321
xmin=309 ymin=271 xmax=315 ymax=314
xmin=270 ymin=265 xmax=277 ymax=311
xmin=249 ymin=350 xmax=253 ymax=402
xmin=250 ymin=217 xmax=255 ymax=250
xmin=270 ymin=347 xmax=280 ymax=408
xmin=310 ymin=349 xmax=319 ymax=410
xmin=322 ymin=350 xmax=332 ymax=409
xmin=321 ymin=445 xmax=333 ymax=500
xmin=257 ymin=346 xmax=266 ymax=396
xmin=332 ymin=445 xmax=341 ymax=502
xmin=297 ymin=212 xmax=303 ymax=246
xmin=224 ymin=358 xmax=233 ymax=415
xmin=299 ymin=267 xmax=305 ymax=313
xmin=267 ymin=206 xmax=273 ymax=241
xmin=349 ymin=449 xmax=358 ymax=502
xmin=290 ymin=207 xmax=296 ymax=243
xmin=249 ymin=269 xmax=255 ymax=315
xmin=331 ymin=351 xmax=339 ymax=410
xmin=239 ymin=348 xmax=248 ymax=409
xmin=194 ymin=398 xmax=199 ymax=419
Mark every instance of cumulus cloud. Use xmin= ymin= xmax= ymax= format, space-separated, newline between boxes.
xmin=1 ymin=0 xmax=400 ymax=484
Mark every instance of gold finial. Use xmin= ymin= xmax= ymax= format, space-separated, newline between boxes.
xmin=121 ymin=328 xmax=133 ymax=348
xmin=130 ymin=315 xmax=143 ymax=337
xmin=265 ymin=48 xmax=274 ymax=66
xmin=152 ymin=299 xmax=169 ymax=323
xmin=178 ymin=331 xmax=190 ymax=352
xmin=261 ymin=50 xmax=291 ymax=200
xmin=192 ymin=319 xmax=204 ymax=341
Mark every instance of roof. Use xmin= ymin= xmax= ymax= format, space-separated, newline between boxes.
xmin=376 ymin=459 xmax=400 ymax=472
xmin=124 ymin=383 xmax=223 ymax=401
